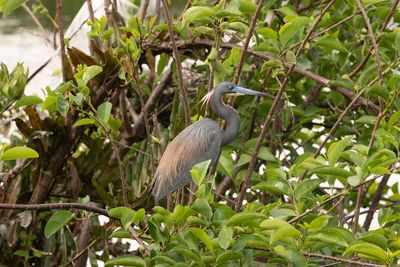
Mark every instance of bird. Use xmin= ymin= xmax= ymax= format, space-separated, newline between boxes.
xmin=151 ymin=82 xmax=274 ymax=201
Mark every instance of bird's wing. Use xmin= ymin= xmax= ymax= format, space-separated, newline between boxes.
xmin=152 ymin=119 xmax=222 ymax=200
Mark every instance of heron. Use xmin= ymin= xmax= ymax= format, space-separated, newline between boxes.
xmin=151 ymin=82 xmax=274 ymax=201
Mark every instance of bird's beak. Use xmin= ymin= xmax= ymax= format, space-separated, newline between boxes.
xmin=232 ymin=86 xmax=274 ymax=99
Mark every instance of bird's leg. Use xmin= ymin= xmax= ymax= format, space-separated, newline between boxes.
xmin=167 ymin=194 xmax=172 ymax=211
xmin=188 ymin=182 xmax=197 ymax=204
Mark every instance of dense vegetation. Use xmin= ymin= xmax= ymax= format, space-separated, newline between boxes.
xmin=1 ymin=0 xmax=400 ymax=266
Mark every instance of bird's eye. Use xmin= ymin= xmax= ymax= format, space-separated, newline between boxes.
xmin=229 ymin=86 xmax=234 ymax=90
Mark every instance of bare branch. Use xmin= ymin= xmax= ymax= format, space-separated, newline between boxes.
xmin=0 ymin=203 xmax=108 ymax=216
xmin=162 ymin=0 xmax=191 ymax=126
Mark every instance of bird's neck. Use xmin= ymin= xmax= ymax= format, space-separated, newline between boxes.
xmin=210 ymin=93 xmax=240 ymax=146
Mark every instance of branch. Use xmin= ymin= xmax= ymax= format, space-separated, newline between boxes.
xmin=349 ymin=0 xmax=399 ymax=78
xmin=162 ymin=0 xmax=191 ymax=126
xmin=305 ymin=253 xmax=385 ymax=267
xmin=143 ymin=39 xmax=379 ymax=112
xmin=233 ymin=0 xmax=264 ymax=84
xmin=0 ymin=203 xmax=108 ymax=216
xmin=356 ymin=0 xmax=383 ymax=82
xmin=234 ymin=0 xmax=337 ymax=212
xmin=55 ymin=0 xmax=66 ymax=81
xmin=363 ymin=173 xmax=390 ymax=230
xmin=289 ymin=170 xmax=397 ymax=224
xmin=109 ymin=67 xmax=172 ymax=165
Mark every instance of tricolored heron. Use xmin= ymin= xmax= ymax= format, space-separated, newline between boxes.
xmin=151 ymin=82 xmax=273 ymax=200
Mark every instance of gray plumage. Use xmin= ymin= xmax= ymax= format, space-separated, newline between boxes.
xmin=151 ymin=82 xmax=273 ymax=200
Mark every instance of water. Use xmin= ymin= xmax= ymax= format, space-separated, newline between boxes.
xmin=0 ymin=0 xmax=85 ymax=96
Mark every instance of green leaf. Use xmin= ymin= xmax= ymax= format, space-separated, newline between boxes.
xmin=294 ymin=179 xmax=322 ymax=201
xmin=212 ymin=206 xmax=234 ymax=228
xmin=191 ymin=198 xmax=212 ymax=220
xmin=42 ymin=95 xmax=57 ymax=110
xmin=14 ymin=95 xmax=43 ymax=108
xmin=173 ymin=205 xmax=193 ymax=227
xmin=261 ymin=218 xmax=293 ymax=229
xmin=257 ymin=27 xmax=278 ymax=40
xmin=315 ymin=37 xmax=348 ymax=53
xmin=215 ymin=251 xmax=243 ymax=265
xmin=227 ymin=212 xmax=268 ymax=226
xmin=355 ymin=115 xmax=376 ymax=125
xmin=309 ymin=229 xmax=349 ymax=247
xmin=218 ymin=149 xmax=233 ymax=176
xmin=388 ymin=110 xmax=400 ymax=130
xmin=44 ymin=210 xmax=75 ymax=238
xmin=329 ymin=77 xmax=355 ymax=90
xmin=252 ymin=179 xmax=291 ymax=195
xmin=182 ymin=6 xmax=214 ymax=26
xmin=279 ymin=16 xmax=311 ymax=47
xmin=172 ymin=246 xmax=204 ymax=266
xmin=363 ymin=149 xmax=396 ymax=173
xmin=362 ymin=0 xmax=389 ymax=6
xmin=105 ymin=255 xmax=146 ymax=267
xmin=274 ymin=244 xmax=306 ymax=267
xmin=108 ymin=207 xmax=132 ymax=219
xmin=190 ymin=159 xmax=211 ymax=186
xmin=361 ymin=234 xmax=388 ymax=250
xmin=110 ymin=228 xmax=131 ymax=238
xmin=308 ymin=216 xmax=329 ymax=232
xmin=152 ymin=255 xmax=176 ymax=265
xmin=97 ymin=101 xmax=112 ymax=124
xmin=3 ymin=0 xmax=27 ymax=16
xmin=82 ymin=65 xmax=102 ymax=83
xmin=366 ymin=84 xmax=390 ymax=98
xmin=347 ymin=175 xmax=362 ymax=186
xmin=56 ymin=96 xmax=69 ymax=117
xmin=395 ymin=32 xmax=400 ymax=52
xmin=258 ymin=147 xmax=276 ymax=161
xmin=133 ymin=208 xmax=145 ymax=223
xmin=343 ymin=241 xmax=387 ymax=264
xmin=270 ymin=226 xmax=301 ymax=244
xmin=74 ymin=118 xmax=96 ymax=127
xmin=309 ymin=166 xmax=353 ymax=178
xmin=121 ymin=209 xmax=136 ymax=230
xmin=218 ymin=227 xmax=233 ymax=250
xmin=148 ymin=217 xmax=168 ymax=243
xmin=0 ymin=146 xmax=39 ymax=161
xmin=239 ymin=0 xmax=257 ymax=13
xmin=189 ymin=227 xmax=214 ymax=253
xmin=327 ymin=136 xmax=352 ymax=165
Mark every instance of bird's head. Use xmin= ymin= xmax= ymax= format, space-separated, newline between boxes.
xmin=201 ymin=82 xmax=274 ymax=105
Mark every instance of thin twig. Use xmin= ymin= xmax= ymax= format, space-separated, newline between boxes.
xmin=85 ymin=102 xmax=131 ymax=207
xmin=134 ymin=79 xmax=156 ymax=178
xmin=162 ymin=0 xmax=191 ymax=126
xmin=140 ymin=0 xmax=150 ymax=19
xmin=349 ymin=0 xmax=400 ymax=78
xmin=233 ymin=0 xmax=264 ymax=84
xmin=356 ymin=0 xmax=383 ymax=82
xmin=86 ymin=0 xmax=95 ymax=23
xmin=305 ymin=253 xmax=385 ymax=267
xmin=22 ymin=4 xmax=53 ymax=46
xmin=235 ymin=0 xmax=337 ymax=211
xmin=285 ymin=12 xmax=356 ymax=54
xmin=363 ymin=174 xmax=389 ymax=230
xmin=55 ymin=0 xmax=66 ymax=82
xmin=144 ymin=38 xmax=379 ymax=111
xmin=289 ymin=168 xmax=399 ymax=224
xmin=289 ymin=191 xmax=348 ymax=224
xmin=314 ymin=90 xmax=364 ymax=157
xmin=0 ymin=203 xmax=108 ymax=216
xmin=352 ymin=186 xmax=364 ymax=233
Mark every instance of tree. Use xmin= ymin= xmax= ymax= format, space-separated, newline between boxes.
xmin=0 ymin=0 xmax=399 ymax=266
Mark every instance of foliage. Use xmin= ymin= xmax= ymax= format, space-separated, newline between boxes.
xmin=1 ymin=0 xmax=400 ymax=266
